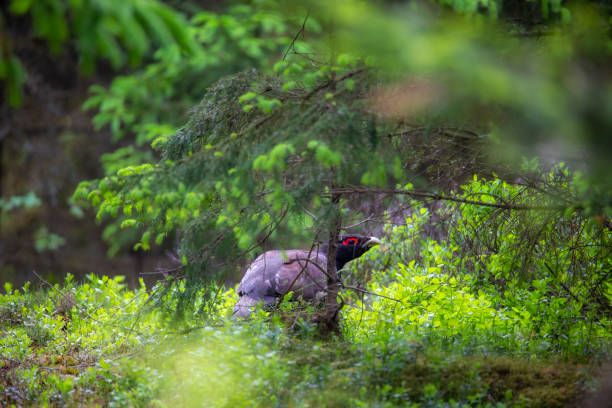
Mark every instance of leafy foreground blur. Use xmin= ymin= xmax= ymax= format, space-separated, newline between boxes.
xmin=2 ymin=178 xmax=611 ymax=407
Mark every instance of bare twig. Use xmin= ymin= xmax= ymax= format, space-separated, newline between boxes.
xmin=283 ymin=233 xmax=322 ymax=297
xmin=32 ymin=270 xmax=55 ymax=290
xmin=544 ymin=263 xmax=584 ymax=306
xmin=328 ymin=186 xmax=562 ymax=211
xmin=302 ymin=67 xmax=367 ymax=102
xmin=343 ymin=215 xmax=375 ymax=230
xmin=283 ymin=13 xmax=309 ymax=61
xmin=342 ymin=284 xmax=403 ymax=304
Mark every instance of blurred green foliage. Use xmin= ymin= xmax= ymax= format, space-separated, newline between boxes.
xmin=0 ymin=191 xmax=40 ymax=212
xmin=33 ymin=226 xmax=66 ymax=253
xmin=0 ymin=0 xmax=199 ymax=106
xmin=77 ymin=0 xmax=301 ymax=255
xmin=300 ymin=0 xmax=612 ymax=213
xmin=83 ymin=0 xmax=295 ymax=147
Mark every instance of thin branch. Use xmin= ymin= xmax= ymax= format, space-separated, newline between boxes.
xmin=283 ymin=233 xmax=326 ymax=296
xmin=342 ymin=284 xmax=403 ymax=304
xmin=139 ymin=268 xmax=180 ymax=276
xmin=544 ymin=263 xmax=584 ymax=306
xmin=328 ymin=186 xmax=562 ymax=211
xmin=32 ymin=269 xmax=55 ymax=290
xmin=302 ymin=67 xmax=367 ymax=102
xmin=283 ymin=13 xmax=309 ymax=61
xmin=285 ymin=256 xmax=407 ymax=308
xmin=298 ymin=201 xmax=318 ymax=221
xmin=234 ymin=205 xmax=289 ymax=260
xmin=343 ymin=215 xmax=375 ymax=230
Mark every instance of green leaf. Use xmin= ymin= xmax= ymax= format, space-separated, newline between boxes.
xmin=9 ymin=0 xmax=33 ymax=15
xmin=238 ymin=92 xmax=257 ymax=103
xmin=6 ymin=56 xmax=26 ymax=107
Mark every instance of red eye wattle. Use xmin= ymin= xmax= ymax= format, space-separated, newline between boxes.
xmin=343 ymin=237 xmax=359 ymax=245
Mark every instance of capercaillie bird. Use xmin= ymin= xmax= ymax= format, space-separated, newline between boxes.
xmin=233 ymin=235 xmax=381 ymax=317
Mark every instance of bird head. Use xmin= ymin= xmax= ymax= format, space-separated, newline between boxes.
xmin=334 ymin=235 xmax=381 ymax=270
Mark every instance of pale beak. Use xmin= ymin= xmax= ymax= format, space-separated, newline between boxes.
xmin=365 ymin=237 xmax=382 ymax=248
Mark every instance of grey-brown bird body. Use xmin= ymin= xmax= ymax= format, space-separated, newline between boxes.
xmin=233 ymin=235 xmax=380 ymax=317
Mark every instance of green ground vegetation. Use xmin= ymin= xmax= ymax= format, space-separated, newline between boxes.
xmin=2 ymin=176 xmax=611 ymax=407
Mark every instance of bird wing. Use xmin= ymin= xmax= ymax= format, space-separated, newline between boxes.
xmin=233 ymin=249 xmax=330 ymax=317
xmin=273 ymin=250 xmax=328 ymax=300
xmin=237 ymin=250 xmax=284 ymax=299
xmin=237 ymin=249 xmax=329 ymax=299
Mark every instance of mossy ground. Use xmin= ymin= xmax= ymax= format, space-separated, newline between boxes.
xmin=272 ymin=337 xmax=596 ymax=408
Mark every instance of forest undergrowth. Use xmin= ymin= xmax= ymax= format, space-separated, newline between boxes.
xmin=1 ymin=174 xmax=610 ymax=408
xmin=2 ymin=1 xmax=611 ymax=407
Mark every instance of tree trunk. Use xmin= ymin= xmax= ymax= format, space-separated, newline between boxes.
xmin=323 ymin=192 xmax=342 ymax=334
